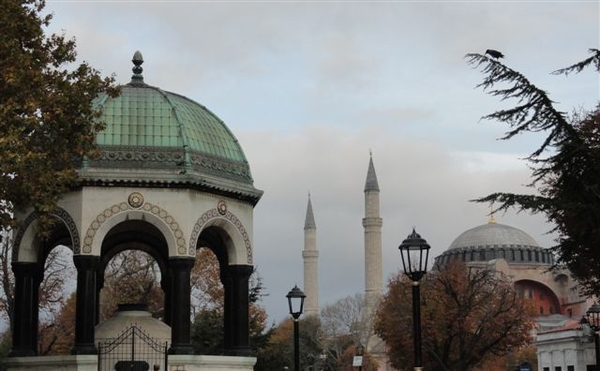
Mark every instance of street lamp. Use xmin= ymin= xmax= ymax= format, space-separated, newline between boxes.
xmin=399 ymin=228 xmax=430 ymax=371
xmin=587 ymin=304 xmax=600 ymax=371
xmin=287 ymin=285 xmax=306 ymax=371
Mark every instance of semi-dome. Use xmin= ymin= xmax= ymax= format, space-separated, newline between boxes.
xmin=435 ymin=219 xmax=554 ymax=267
xmin=79 ymin=52 xmax=262 ymax=204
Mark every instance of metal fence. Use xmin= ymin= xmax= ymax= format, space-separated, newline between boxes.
xmin=98 ymin=325 xmax=168 ymax=371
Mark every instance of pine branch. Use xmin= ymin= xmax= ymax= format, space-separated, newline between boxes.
xmin=472 ymin=193 xmax=552 ymax=216
xmin=465 ymin=53 xmax=576 ymax=158
xmin=552 ymin=48 xmax=600 ymax=75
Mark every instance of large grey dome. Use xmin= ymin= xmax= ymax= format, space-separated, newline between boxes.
xmin=448 ymin=222 xmax=539 ymax=251
xmin=435 ymin=220 xmax=553 ymax=267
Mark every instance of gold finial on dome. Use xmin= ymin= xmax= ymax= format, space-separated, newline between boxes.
xmin=488 ymin=205 xmax=497 ymax=224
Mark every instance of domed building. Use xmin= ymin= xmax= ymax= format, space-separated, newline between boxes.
xmin=435 ymin=218 xmax=587 ymax=319
xmin=434 ymin=218 xmax=599 ymax=371
xmin=7 ymin=52 xmax=260 ymax=371
xmin=81 ymin=52 xmax=259 ymax=199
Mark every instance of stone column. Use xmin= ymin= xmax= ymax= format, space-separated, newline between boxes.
xmin=228 ymin=264 xmax=253 ymax=355
xmin=221 ymin=267 xmax=233 ymax=351
xmin=72 ymin=255 xmax=99 ymax=354
xmin=161 ymin=275 xmax=171 ymax=327
xmin=168 ymin=258 xmax=194 ymax=354
xmin=10 ymin=262 xmax=43 ymax=356
xmin=95 ymin=271 xmax=104 ymax=325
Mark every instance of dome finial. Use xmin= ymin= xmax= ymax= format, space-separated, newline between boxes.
xmin=488 ymin=204 xmax=497 ymax=224
xmin=130 ymin=51 xmax=145 ymax=86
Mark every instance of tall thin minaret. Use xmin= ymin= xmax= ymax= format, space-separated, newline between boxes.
xmin=302 ymin=194 xmax=319 ymax=317
xmin=363 ymin=153 xmax=383 ymax=328
xmin=363 ymin=153 xmax=389 ymax=371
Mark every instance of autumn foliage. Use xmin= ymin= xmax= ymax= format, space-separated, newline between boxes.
xmin=0 ymin=0 xmax=118 ymax=231
xmin=375 ymin=262 xmax=535 ymax=371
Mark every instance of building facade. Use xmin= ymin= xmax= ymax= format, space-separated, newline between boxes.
xmin=435 ymin=218 xmax=595 ymax=371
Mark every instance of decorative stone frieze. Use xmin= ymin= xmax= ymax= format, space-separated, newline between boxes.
xmin=82 ymin=198 xmax=186 ymax=255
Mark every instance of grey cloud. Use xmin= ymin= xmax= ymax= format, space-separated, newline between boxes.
xmin=42 ymin=0 xmax=592 ymax=325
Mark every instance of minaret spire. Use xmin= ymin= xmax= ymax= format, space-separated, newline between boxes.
xmin=302 ymin=193 xmax=319 ymax=317
xmin=365 ymin=151 xmax=380 ymax=192
xmin=305 ymin=192 xmax=316 ymax=230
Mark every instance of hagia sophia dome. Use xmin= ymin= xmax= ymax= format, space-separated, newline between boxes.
xmin=435 ymin=218 xmax=554 ymax=267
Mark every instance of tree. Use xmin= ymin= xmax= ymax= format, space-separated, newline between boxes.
xmin=38 ymin=292 xmax=76 ymax=355
xmin=254 ymin=319 xmax=294 ymax=371
xmin=320 ymin=293 xmax=368 ymax=367
xmin=255 ymin=299 xmax=379 ymax=371
xmin=254 ymin=316 xmax=335 ymax=371
xmin=465 ymin=49 xmax=600 ymax=295
xmin=100 ymin=250 xmax=164 ymax=321
xmin=0 ymin=0 xmax=118 ymax=232
xmin=375 ymin=262 xmax=534 ymax=371
xmin=338 ymin=344 xmax=378 ymax=371
xmin=191 ymin=309 xmax=223 ymax=355
xmin=190 ymin=248 xmax=226 ymax=314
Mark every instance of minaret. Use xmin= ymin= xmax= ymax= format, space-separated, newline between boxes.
xmin=363 ymin=153 xmax=383 ymax=314
xmin=362 ymin=154 xmax=390 ymax=371
xmin=302 ymin=194 xmax=319 ymax=317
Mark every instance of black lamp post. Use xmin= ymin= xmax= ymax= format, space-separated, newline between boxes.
xmin=399 ymin=228 xmax=430 ymax=371
xmin=587 ymin=304 xmax=600 ymax=371
xmin=287 ymin=285 xmax=306 ymax=371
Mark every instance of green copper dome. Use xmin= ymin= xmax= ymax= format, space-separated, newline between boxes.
xmin=93 ymin=86 xmax=248 ymax=163
xmin=79 ymin=52 xmax=262 ymax=204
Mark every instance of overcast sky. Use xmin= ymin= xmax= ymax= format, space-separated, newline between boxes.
xmin=45 ymin=0 xmax=599 ymax=324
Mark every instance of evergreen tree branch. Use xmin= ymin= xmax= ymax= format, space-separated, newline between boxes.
xmin=465 ymin=53 xmax=576 ymax=158
xmin=552 ymin=48 xmax=600 ymax=75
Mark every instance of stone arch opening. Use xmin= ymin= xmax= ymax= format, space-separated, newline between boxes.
xmin=10 ymin=210 xmax=79 ymax=356
xmin=98 ymin=219 xmax=169 ymax=323
xmin=190 ymin=209 xmax=252 ymax=265
xmin=93 ymin=218 xmax=191 ymax=352
xmin=193 ymin=224 xmax=253 ymax=355
xmin=13 ymin=208 xmax=79 ymax=263
xmin=97 ymin=220 xmax=169 ymax=310
xmin=38 ymin=244 xmax=76 ymax=355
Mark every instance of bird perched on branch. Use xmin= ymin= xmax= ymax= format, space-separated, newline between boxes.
xmin=485 ymin=49 xmax=504 ymax=59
